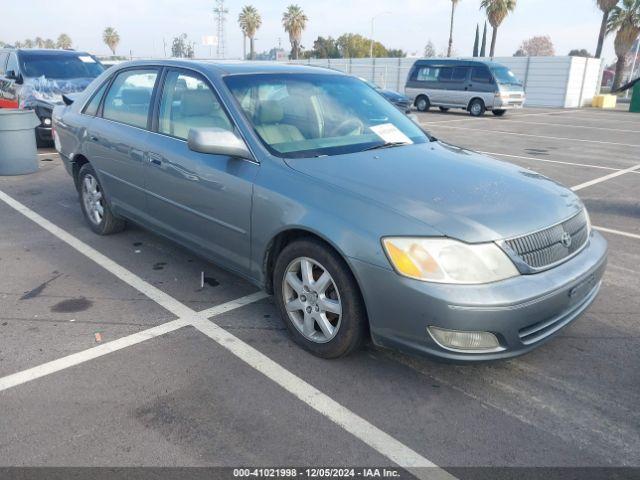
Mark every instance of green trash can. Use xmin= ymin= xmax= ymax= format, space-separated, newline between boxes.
xmin=0 ymin=109 xmax=40 ymax=176
xmin=631 ymin=80 xmax=640 ymax=113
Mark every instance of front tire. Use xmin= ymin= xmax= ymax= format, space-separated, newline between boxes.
xmin=274 ymin=238 xmax=367 ymax=358
xmin=469 ymin=99 xmax=486 ymax=117
xmin=492 ymin=109 xmax=507 ymax=117
xmin=78 ymin=163 xmax=126 ymax=235
xmin=415 ymin=96 xmax=430 ymax=112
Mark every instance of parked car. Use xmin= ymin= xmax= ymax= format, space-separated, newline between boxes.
xmin=405 ymin=59 xmax=525 ymax=116
xmin=53 ymin=60 xmax=606 ymax=361
xmin=0 ymin=48 xmax=105 ymax=146
xmin=359 ymin=78 xmax=412 ymax=113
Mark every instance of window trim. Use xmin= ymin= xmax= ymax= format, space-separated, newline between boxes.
xmin=97 ymin=66 xmax=162 ymax=131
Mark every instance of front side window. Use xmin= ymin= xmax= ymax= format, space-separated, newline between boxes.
xmin=102 ymin=69 xmax=158 ymax=129
xmin=471 ymin=67 xmax=493 ymax=83
xmin=6 ymin=53 xmax=18 ymax=75
xmin=225 ymin=73 xmax=429 ymax=158
xmin=158 ymin=70 xmax=232 ymax=140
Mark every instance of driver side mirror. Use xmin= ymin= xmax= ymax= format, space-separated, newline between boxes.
xmin=5 ymin=70 xmax=23 ymax=84
xmin=187 ymin=128 xmax=253 ymax=160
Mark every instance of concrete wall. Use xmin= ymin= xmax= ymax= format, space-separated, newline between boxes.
xmin=289 ymin=56 xmax=604 ymax=108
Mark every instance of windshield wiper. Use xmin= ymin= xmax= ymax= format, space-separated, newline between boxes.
xmin=363 ymin=141 xmax=409 ymax=151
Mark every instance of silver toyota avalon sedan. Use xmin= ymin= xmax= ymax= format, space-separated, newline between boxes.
xmin=53 ymin=60 xmax=607 ymax=361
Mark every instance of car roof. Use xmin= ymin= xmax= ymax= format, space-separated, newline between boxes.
xmin=413 ymin=58 xmax=505 ymax=68
xmin=0 ymin=48 xmax=94 ymax=57
xmin=109 ymin=59 xmax=347 ymax=77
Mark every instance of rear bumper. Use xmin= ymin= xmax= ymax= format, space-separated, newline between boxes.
xmin=350 ymin=231 xmax=608 ymax=362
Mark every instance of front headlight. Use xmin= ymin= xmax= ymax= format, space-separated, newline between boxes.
xmin=382 ymin=237 xmax=519 ymax=284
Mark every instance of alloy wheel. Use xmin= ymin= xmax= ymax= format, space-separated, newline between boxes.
xmin=282 ymin=257 xmax=342 ymax=343
xmin=82 ymin=174 xmax=104 ymax=226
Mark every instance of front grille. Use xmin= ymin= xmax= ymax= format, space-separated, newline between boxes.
xmin=505 ymin=210 xmax=589 ymax=270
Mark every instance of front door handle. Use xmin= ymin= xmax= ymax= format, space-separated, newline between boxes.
xmin=147 ymin=152 xmax=163 ymax=166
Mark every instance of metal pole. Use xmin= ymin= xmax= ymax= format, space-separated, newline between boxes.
xmin=369 ymin=12 xmax=391 ymax=58
xmin=625 ymin=36 xmax=640 ymax=98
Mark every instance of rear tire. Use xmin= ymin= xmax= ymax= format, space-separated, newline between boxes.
xmin=274 ymin=238 xmax=367 ymax=359
xmin=78 ymin=163 xmax=126 ymax=235
xmin=415 ymin=96 xmax=430 ymax=112
xmin=469 ymin=99 xmax=486 ymax=117
xmin=439 ymin=107 xmax=450 ymax=113
xmin=492 ymin=109 xmax=507 ymax=117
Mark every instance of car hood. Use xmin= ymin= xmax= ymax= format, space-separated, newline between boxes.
xmin=20 ymin=76 xmax=94 ymax=108
xmin=380 ymin=89 xmax=409 ymax=101
xmin=284 ymin=142 xmax=583 ymax=242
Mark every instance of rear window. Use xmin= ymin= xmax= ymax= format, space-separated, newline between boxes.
xmin=19 ymin=53 xmax=105 ymax=79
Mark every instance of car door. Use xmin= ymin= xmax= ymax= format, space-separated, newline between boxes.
xmin=143 ymin=68 xmax=258 ymax=275
xmin=85 ymin=68 xmax=159 ymax=222
xmin=0 ymin=52 xmax=20 ymax=109
xmin=449 ymin=66 xmax=471 ymax=107
xmin=469 ymin=66 xmax=496 ymax=109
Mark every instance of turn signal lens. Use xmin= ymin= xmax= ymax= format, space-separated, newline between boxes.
xmin=384 ymin=242 xmax=422 ymax=278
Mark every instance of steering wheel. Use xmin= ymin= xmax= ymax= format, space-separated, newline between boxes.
xmin=330 ymin=118 xmax=365 ymax=137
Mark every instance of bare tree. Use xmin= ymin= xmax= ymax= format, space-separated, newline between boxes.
xmin=516 ymin=35 xmax=555 ymax=56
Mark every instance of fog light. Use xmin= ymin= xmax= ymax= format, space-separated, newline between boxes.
xmin=43 ymin=117 xmax=52 ymax=126
xmin=428 ymin=326 xmax=501 ymax=352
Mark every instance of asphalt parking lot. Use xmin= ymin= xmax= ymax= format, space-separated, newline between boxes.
xmin=0 ymin=106 xmax=639 ymax=478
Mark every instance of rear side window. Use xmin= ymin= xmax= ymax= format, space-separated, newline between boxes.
xmin=415 ymin=66 xmax=439 ymax=82
xmin=83 ymin=80 xmax=110 ymax=117
xmin=102 ymin=69 xmax=158 ymax=129
xmin=471 ymin=67 xmax=493 ymax=83
xmin=452 ymin=67 xmax=469 ymax=82
xmin=438 ymin=67 xmax=454 ymax=82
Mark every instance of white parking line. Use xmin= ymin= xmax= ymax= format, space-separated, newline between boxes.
xmin=594 ymin=226 xmax=640 ymax=240
xmin=571 ymin=164 xmax=640 ymax=191
xmin=478 ymin=119 xmax=640 ymax=134
xmin=0 ymin=188 xmax=454 ymax=480
xmin=478 ymin=151 xmax=623 ymax=172
xmin=0 ymin=318 xmax=190 ymax=392
xmin=422 ymin=109 xmax=584 ymax=125
xmin=427 ymin=125 xmax=640 ymax=148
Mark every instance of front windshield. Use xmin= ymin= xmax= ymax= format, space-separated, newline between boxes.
xmin=224 ymin=73 xmax=429 ymax=158
xmin=491 ymin=66 xmax=522 ymax=86
xmin=20 ymin=53 xmax=105 ymax=79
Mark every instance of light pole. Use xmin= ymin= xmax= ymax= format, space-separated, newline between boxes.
xmin=370 ymin=12 xmax=391 ymax=58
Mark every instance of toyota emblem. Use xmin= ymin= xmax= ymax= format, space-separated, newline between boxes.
xmin=561 ymin=231 xmax=572 ymax=248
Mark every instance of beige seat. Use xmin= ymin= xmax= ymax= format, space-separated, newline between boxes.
xmin=255 ymin=101 xmax=305 ymax=145
xmin=172 ymin=89 xmax=231 ymax=139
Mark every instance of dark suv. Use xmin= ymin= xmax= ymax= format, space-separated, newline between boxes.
xmin=0 ymin=48 xmax=104 ymax=146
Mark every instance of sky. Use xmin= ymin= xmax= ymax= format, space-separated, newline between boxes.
xmin=0 ymin=0 xmax=622 ymax=64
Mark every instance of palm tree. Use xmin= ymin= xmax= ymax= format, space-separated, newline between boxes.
xmin=447 ymin=0 xmax=461 ymax=57
xmin=596 ymin=0 xmax=620 ymax=58
xmin=103 ymin=27 xmax=120 ymax=56
xmin=34 ymin=37 xmax=45 ymax=48
xmin=282 ymin=5 xmax=308 ymax=60
xmin=608 ymin=0 xmax=640 ymax=90
xmin=238 ymin=5 xmax=262 ymax=60
xmin=56 ymin=34 xmax=72 ymax=50
xmin=480 ymin=0 xmax=517 ymax=57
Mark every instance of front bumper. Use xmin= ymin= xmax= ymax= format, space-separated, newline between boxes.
xmin=494 ymin=96 xmax=525 ymax=110
xmin=350 ymin=231 xmax=608 ymax=362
